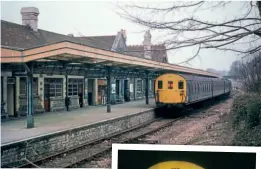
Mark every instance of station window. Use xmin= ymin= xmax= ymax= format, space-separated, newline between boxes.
xmin=44 ymin=78 xmax=63 ymax=97
xmin=168 ymin=81 xmax=173 ymax=89
xmin=20 ymin=77 xmax=38 ymax=96
xmin=158 ymin=80 xmax=163 ymax=89
xmin=178 ymin=81 xmax=184 ymax=89
xmin=137 ymin=79 xmax=143 ymax=92
xmin=68 ymin=79 xmax=83 ymax=96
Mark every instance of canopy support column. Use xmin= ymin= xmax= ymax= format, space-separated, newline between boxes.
xmin=145 ymin=72 xmax=149 ymax=105
xmin=107 ymin=67 xmax=112 ymax=113
xmin=26 ymin=62 xmax=34 ymax=128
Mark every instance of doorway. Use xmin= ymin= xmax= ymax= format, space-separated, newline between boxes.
xmin=124 ymin=80 xmax=129 ymax=101
xmin=7 ymin=79 xmax=15 ymax=116
xmin=116 ymin=80 xmax=120 ymax=96
xmin=88 ymin=79 xmax=94 ymax=105
xmin=44 ymin=83 xmax=50 ymax=112
xmin=78 ymin=83 xmax=83 ymax=108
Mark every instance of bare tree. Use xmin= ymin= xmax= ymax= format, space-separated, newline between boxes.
xmin=229 ymin=52 xmax=261 ymax=93
xmin=116 ymin=1 xmax=261 ymax=64
xmin=228 ymin=60 xmax=242 ymax=78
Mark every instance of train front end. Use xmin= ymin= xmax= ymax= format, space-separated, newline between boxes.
xmin=154 ymin=74 xmax=187 ymax=108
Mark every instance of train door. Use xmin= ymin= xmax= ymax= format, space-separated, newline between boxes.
xmin=176 ymin=79 xmax=185 ymax=103
xmin=164 ymin=77 xmax=185 ymax=103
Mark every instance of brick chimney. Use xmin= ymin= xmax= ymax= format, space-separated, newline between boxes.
xmin=143 ymin=30 xmax=152 ymax=59
xmin=21 ymin=7 xmax=39 ymax=32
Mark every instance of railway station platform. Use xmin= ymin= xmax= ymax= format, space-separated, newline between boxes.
xmin=1 ymin=99 xmax=155 ymax=144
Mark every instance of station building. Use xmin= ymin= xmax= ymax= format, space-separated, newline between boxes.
xmin=1 ymin=7 xmax=168 ymax=118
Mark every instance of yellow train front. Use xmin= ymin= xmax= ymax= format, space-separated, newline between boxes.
xmin=154 ymin=73 xmax=231 ymax=109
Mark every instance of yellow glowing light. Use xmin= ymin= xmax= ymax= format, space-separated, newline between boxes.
xmin=148 ymin=161 xmax=204 ymax=169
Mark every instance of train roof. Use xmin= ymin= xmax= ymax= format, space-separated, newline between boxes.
xmin=178 ymin=74 xmax=220 ymax=81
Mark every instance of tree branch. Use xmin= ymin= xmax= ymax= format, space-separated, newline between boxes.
xmin=116 ymin=1 xmax=261 ymax=64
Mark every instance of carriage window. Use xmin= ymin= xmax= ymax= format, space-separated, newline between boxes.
xmin=158 ymin=80 xmax=163 ymax=89
xmin=168 ymin=81 xmax=173 ymax=89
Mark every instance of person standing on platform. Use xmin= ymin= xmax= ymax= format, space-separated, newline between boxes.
xmin=65 ymin=96 xmax=71 ymax=111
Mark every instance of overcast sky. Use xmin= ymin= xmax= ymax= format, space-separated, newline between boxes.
xmin=1 ymin=0 xmax=255 ymax=72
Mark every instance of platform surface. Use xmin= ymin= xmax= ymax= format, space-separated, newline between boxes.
xmin=1 ymin=99 xmax=155 ymax=144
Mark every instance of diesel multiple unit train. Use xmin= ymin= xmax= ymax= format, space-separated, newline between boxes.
xmin=154 ymin=73 xmax=232 ymax=108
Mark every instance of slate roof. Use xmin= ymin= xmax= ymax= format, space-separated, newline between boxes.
xmin=0 ymin=20 xmax=114 ymax=50
xmin=127 ymin=44 xmax=168 ymax=63
xmin=1 ymin=20 xmax=167 ymax=63
xmin=78 ymin=36 xmax=116 ymax=51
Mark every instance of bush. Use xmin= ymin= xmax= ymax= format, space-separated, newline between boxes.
xmin=231 ymin=93 xmax=261 ymax=129
xmin=230 ymin=93 xmax=261 ymax=146
xmin=232 ymin=125 xmax=261 ymax=146
xmin=246 ymin=101 xmax=261 ymax=129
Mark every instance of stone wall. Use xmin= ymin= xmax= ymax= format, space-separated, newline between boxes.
xmin=1 ymin=109 xmax=155 ymax=167
xmin=50 ymin=97 xmax=66 ymax=112
xmin=69 ymin=96 xmax=80 ymax=109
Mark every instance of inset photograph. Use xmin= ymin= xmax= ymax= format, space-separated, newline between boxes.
xmin=113 ymin=144 xmax=258 ymax=169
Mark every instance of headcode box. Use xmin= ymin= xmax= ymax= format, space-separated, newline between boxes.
xmin=112 ymin=144 xmax=261 ymax=169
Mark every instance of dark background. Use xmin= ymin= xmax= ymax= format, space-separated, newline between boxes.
xmin=118 ymin=149 xmax=256 ymax=169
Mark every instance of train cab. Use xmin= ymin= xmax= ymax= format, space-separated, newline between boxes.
xmin=154 ymin=74 xmax=187 ymax=108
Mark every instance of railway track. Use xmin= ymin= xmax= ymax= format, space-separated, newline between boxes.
xmin=17 ymin=117 xmax=181 ymax=168
xmin=16 ymin=96 xmax=230 ymax=168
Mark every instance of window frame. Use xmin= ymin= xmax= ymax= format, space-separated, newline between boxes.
xmin=168 ymin=81 xmax=173 ymax=89
xmin=136 ymin=79 xmax=143 ymax=92
xmin=178 ymin=80 xmax=184 ymax=89
xmin=158 ymin=80 xmax=163 ymax=89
